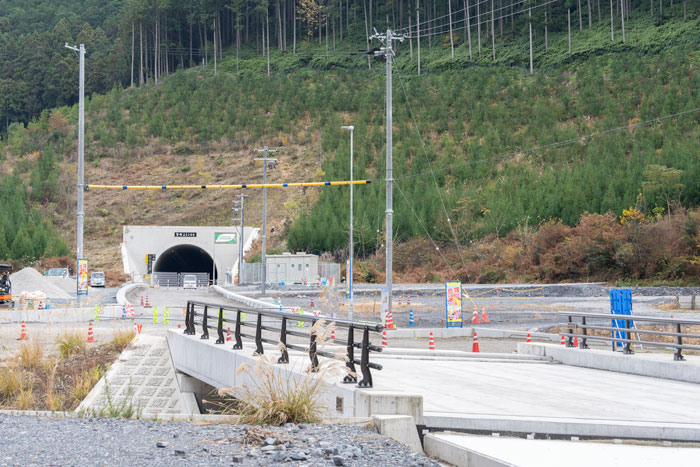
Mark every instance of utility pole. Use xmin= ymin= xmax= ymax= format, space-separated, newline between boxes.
xmin=253 ymin=147 xmax=278 ymax=296
xmin=66 ymin=43 xmax=85 ymax=308
xmin=341 ymin=125 xmax=354 ymax=320
xmin=370 ymin=29 xmax=404 ymax=320
xmin=233 ymin=194 xmax=248 ymax=286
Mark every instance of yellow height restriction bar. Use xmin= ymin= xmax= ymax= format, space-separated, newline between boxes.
xmin=84 ymin=180 xmax=372 ymax=190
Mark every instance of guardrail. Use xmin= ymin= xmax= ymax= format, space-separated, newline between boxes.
xmin=183 ymin=300 xmax=384 ymax=387
xmin=559 ymin=312 xmax=700 ymax=361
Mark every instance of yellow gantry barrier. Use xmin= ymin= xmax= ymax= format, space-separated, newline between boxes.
xmin=84 ymin=180 xmax=372 ymax=190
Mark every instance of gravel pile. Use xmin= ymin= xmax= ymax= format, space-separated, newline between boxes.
xmin=0 ymin=415 xmax=439 ymax=466
xmin=9 ymin=267 xmax=72 ymax=300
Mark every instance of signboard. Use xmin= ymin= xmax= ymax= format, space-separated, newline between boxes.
xmin=174 ymin=232 xmax=196 ymax=238
xmin=146 ymin=254 xmax=155 ymax=274
xmin=77 ymin=259 xmax=88 ymax=296
xmin=380 ymin=287 xmax=389 ymax=326
xmin=215 ymin=232 xmax=237 ymax=244
xmin=444 ymin=281 xmax=463 ymax=328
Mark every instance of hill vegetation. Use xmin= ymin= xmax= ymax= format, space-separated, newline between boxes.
xmin=0 ymin=0 xmax=699 ymax=283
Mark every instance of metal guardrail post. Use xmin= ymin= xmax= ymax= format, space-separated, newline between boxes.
xmin=580 ymin=316 xmax=589 ymax=349
xmin=343 ymin=324 xmax=358 ymax=384
xmin=254 ymin=313 xmax=263 ymax=355
xmin=358 ymin=327 xmax=373 ymax=388
xmin=278 ymin=317 xmax=289 ymax=364
xmin=183 ymin=303 xmax=193 ymax=335
xmin=233 ymin=310 xmax=243 ymax=349
xmin=566 ymin=315 xmax=575 ymax=347
xmin=623 ymin=319 xmax=633 ymax=354
xmin=215 ymin=307 xmax=224 ymax=344
xmin=674 ymin=323 xmax=685 ymax=361
xmin=309 ymin=319 xmax=319 ymax=372
xmin=201 ymin=305 xmax=209 ymax=340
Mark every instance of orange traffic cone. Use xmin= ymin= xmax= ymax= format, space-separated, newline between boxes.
xmin=472 ymin=330 xmax=480 ymax=353
xmin=526 ymin=333 xmax=531 ymax=343
xmin=382 ymin=330 xmax=388 ymax=348
xmin=428 ymin=332 xmax=436 ymax=350
xmin=87 ymin=322 xmax=95 ymax=342
xmin=18 ymin=321 xmax=27 ymax=340
xmin=561 ymin=335 xmax=566 ymax=345
xmin=471 ymin=307 xmax=480 ymax=324
xmin=226 ymin=327 xmax=232 ymax=342
xmin=481 ymin=306 xmax=490 ymax=323
xmin=386 ymin=310 xmax=395 ymax=330
xmin=331 ymin=329 xmax=336 ymax=340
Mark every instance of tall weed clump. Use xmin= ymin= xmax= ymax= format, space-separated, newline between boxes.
xmin=220 ymin=321 xmax=347 ymax=425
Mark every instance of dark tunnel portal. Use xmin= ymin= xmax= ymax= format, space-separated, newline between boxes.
xmin=154 ymin=244 xmax=217 ymax=280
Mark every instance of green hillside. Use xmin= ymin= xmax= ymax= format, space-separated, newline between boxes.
xmin=1 ymin=1 xmax=700 ymax=282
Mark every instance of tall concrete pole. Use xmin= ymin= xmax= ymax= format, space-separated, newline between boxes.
xmin=385 ymin=29 xmax=394 ymax=319
xmin=254 ymin=147 xmax=277 ymax=296
xmin=341 ymin=125 xmax=354 ymax=320
xmin=66 ymin=43 xmax=85 ymax=307
xmin=238 ymin=194 xmax=245 ymax=286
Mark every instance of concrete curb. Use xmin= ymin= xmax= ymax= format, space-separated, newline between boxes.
xmin=387 ymin=327 xmax=561 ymax=342
xmin=423 ymin=413 xmax=700 ymax=442
xmin=424 ymin=433 xmax=514 ymax=467
xmin=518 ymin=343 xmax=700 ymax=384
xmin=117 ymin=282 xmax=148 ymax=306
xmin=212 ymin=285 xmax=278 ymax=309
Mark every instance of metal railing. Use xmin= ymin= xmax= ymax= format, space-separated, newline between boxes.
xmin=183 ymin=300 xmax=383 ymax=387
xmin=559 ymin=312 xmax=700 ymax=361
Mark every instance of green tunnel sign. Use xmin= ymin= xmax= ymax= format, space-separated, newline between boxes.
xmin=215 ymin=232 xmax=237 ymax=244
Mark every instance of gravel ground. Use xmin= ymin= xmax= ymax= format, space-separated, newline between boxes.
xmin=0 ymin=415 xmax=439 ymax=467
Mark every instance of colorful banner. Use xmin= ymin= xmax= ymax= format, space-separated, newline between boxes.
xmin=445 ymin=281 xmax=463 ymax=328
xmin=215 ymin=232 xmax=237 ymax=244
xmin=77 ymin=259 xmax=88 ymax=296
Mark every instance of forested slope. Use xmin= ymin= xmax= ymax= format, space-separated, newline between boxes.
xmin=1 ymin=0 xmax=700 ymax=283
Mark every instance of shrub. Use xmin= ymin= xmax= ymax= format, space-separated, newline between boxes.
xmin=111 ymin=328 xmax=135 ymax=352
xmin=18 ymin=341 xmax=44 ymax=370
xmin=71 ymin=367 xmax=102 ymax=402
xmin=57 ymin=331 xmax=86 ymax=359
xmin=0 ymin=367 xmax=21 ymax=399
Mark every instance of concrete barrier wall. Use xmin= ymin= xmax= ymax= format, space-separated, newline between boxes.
xmin=0 ymin=306 xmax=123 ymax=324
xmin=518 ymin=343 xmax=700 ymax=384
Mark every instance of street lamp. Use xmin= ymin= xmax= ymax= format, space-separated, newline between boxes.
xmin=341 ymin=125 xmax=354 ymax=320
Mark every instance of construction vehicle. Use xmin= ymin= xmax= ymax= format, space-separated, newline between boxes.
xmin=0 ymin=264 xmax=13 ymax=307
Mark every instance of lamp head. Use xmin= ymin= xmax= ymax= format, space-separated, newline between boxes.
xmin=340 ymin=126 xmax=354 ymax=131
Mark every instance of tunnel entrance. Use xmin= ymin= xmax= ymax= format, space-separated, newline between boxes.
xmin=154 ymin=244 xmax=217 ymax=283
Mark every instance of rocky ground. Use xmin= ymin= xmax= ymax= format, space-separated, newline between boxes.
xmin=0 ymin=414 xmax=439 ymax=466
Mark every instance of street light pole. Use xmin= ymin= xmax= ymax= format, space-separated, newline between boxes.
xmin=341 ymin=125 xmax=354 ymax=321
xmin=253 ymin=147 xmax=278 ymax=296
xmin=233 ymin=194 xmax=248 ymax=286
xmin=66 ymin=43 xmax=85 ymax=307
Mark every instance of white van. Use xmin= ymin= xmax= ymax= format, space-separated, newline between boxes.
xmin=182 ymin=274 xmax=198 ymax=289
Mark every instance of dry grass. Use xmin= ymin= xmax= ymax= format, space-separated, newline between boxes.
xmin=111 ymin=328 xmax=135 ymax=352
xmin=0 ymin=367 xmax=22 ymax=399
xmin=18 ymin=340 xmax=44 ymax=370
xmin=56 ymin=330 xmax=86 ymax=359
xmin=71 ymin=367 xmax=102 ymax=402
xmin=219 ymin=320 xmax=347 ymax=425
xmin=18 ymin=386 xmax=34 ymax=410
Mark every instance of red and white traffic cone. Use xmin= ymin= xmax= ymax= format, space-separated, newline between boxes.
xmin=331 ymin=329 xmax=336 ymax=340
xmin=87 ymin=322 xmax=95 ymax=342
xmin=382 ymin=330 xmax=388 ymax=348
xmin=481 ymin=306 xmax=490 ymax=323
xmin=526 ymin=332 xmax=532 ymax=343
xmin=140 ymin=296 xmax=144 ymax=306
xmin=310 ymin=297 xmax=315 ymax=308
xmin=145 ymin=295 xmax=150 ymax=307
xmin=574 ymin=336 xmax=579 ymax=347
xmin=407 ymin=295 xmax=411 ymax=305
xmin=428 ymin=332 xmax=436 ymax=350
xmin=472 ymin=330 xmax=480 ymax=353
xmin=561 ymin=335 xmax=566 ymax=345
xmin=386 ymin=310 xmax=395 ymax=330
xmin=471 ymin=307 xmax=480 ymax=324
xmin=18 ymin=321 xmax=27 ymax=340
xmin=398 ymin=296 xmax=402 ymax=306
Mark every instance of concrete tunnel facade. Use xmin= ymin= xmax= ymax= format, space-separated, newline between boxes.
xmin=122 ymin=225 xmax=259 ymax=284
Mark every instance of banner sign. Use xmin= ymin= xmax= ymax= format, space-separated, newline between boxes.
xmin=215 ymin=232 xmax=237 ymax=244
xmin=77 ymin=259 xmax=88 ymax=296
xmin=445 ymin=280 xmax=463 ymax=328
